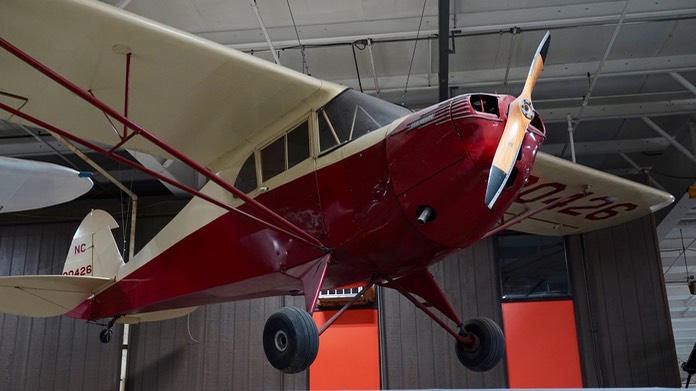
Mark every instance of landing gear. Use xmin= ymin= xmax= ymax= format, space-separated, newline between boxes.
xmin=455 ymin=317 xmax=505 ymax=372
xmin=98 ymin=315 xmax=120 ymax=344
xmin=99 ymin=328 xmax=113 ymax=344
xmin=262 ymin=307 xmax=319 ymax=374
xmin=382 ymin=272 xmax=505 ymax=372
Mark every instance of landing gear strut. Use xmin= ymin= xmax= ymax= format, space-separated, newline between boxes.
xmin=99 ymin=316 xmax=120 ymax=344
xmin=262 ymin=307 xmax=319 ymax=373
xmin=382 ymin=272 xmax=506 ymax=372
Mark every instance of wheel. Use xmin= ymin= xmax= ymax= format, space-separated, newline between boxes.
xmin=263 ymin=306 xmax=319 ymax=373
xmin=455 ymin=317 xmax=505 ymax=372
xmin=99 ymin=328 xmax=113 ymax=344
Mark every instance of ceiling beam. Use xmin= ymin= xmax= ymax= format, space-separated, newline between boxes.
xmin=539 ymin=99 xmax=696 ymax=123
xmin=210 ymin=5 xmax=696 ymax=51
xmin=0 ymin=135 xmax=97 ymax=157
xmin=541 ymin=137 xmax=670 ymax=156
xmin=351 ymin=54 xmax=696 ymax=103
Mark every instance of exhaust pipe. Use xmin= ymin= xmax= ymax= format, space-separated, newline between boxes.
xmin=417 ymin=206 xmax=436 ymax=225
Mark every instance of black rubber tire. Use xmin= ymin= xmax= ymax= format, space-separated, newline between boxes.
xmin=455 ymin=317 xmax=505 ymax=372
xmin=262 ymin=307 xmax=319 ymax=374
xmin=99 ymin=329 xmax=113 ymax=344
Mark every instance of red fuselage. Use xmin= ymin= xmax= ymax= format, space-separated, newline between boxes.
xmin=68 ymin=93 xmax=546 ymax=320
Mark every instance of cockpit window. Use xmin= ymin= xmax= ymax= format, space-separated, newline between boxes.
xmin=319 ymin=89 xmax=411 ymax=152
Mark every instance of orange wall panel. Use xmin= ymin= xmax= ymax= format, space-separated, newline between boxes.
xmin=502 ymin=300 xmax=583 ymax=388
xmin=310 ymin=309 xmax=380 ymax=390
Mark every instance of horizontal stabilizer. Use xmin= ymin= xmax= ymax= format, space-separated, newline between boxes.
xmin=0 ymin=275 xmax=112 ymax=317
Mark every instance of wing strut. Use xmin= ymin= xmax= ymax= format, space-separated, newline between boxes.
xmin=0 ymin=37 xmax=327 ymax=252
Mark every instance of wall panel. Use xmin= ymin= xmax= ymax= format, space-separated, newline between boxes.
xmin=569 ymin=214 xmax=681 ymax=387
xmin=379 ymin=238 xmax=507 ymax=389
xmin=0 ymin=220 xmax=122 ymax=391
xmin=125 ymin=296 xmax=308 ymax=391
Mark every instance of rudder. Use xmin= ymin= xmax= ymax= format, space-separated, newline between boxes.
xmin=63 ymin=209 xmax=125 ymax=278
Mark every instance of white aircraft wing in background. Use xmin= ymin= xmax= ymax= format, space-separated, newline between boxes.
xmin=0 ymin=157 xmax=93 ymax=213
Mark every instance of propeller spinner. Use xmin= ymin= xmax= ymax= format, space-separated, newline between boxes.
xmin=484 ymin=31 xmax=551 ymax=209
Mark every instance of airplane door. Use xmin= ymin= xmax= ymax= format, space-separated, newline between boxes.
xmin=253 ymin=120 xmax=326 ymax=239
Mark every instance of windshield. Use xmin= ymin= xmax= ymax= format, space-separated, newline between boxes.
xmin=318 ymin=89 xmax=412 ymax=152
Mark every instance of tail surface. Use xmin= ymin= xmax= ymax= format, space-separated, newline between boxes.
xmin=0 ymin=209 xmax=121 ymax=317
xmin=63 ymin=209 xmax=125 ymax=278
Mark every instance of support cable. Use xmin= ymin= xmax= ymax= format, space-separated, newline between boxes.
xmin=251 ymin=0 xmax=281 ymax=64
xmin=559 ymin=0 xmax=629 ymax=157
xmin=401 ymin=0 xmax=428 ymax=106
xmin=286 ymin=0 xmax=310 ymax=75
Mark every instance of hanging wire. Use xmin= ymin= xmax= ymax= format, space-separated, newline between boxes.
xmin=286 ymin=0 xmax=310 ymax=75
xmin=187 ymin=312 xmax=199 ymax=343
xmin=683 ymin=228 xmax=691 ymax=280
xmin=663 ymin=230 xmax=696 ymax=276
xmin=401 ymin=0 xmax=428 ymax=106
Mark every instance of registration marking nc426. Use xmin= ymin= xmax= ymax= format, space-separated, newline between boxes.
xmin=515 ymin=174 xmax=638 ymax=221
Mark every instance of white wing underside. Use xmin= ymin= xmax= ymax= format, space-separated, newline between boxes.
xmin=0 ymin=157 xmax=93 ymax=213
xmin=0 ymin=275 xmax=113 ymax=317
xmin=503 ymin=151 xmax=674 ymax=236
xmin=0 ymin=0 xmax=343 ymax=170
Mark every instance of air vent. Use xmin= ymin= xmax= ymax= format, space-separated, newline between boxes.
xmin=470 ymin=94 xmax=499 ymax=117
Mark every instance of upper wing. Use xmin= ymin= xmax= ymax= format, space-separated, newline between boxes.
xmin=503 ymin=151 xmax=674 ymax=236
xmin=0 ymin=0 xmax=343 ymax=169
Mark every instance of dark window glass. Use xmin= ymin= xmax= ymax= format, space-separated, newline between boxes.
xmin=319 ymin=113 xmax=338 ymax=151
xmin=470 ymin=94 xmax=499 ymax=116
xmin=498 ymin=234 xmax=570 ymax=300
xmin=234 ymin=154 xmax=257 ymax=194
xmin=287 ymin=121 xmax=310 ymax=169
xmin=319 ymin=89 xmax=411 ymax=152
xmin=261 ymin=137 xmax=285 ymax=181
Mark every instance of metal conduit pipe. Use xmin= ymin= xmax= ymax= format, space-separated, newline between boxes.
xmin=367 ymin=38 xmax=381 ymax=98
xmin=46 ymin=130 xmax=138 ymax=260
xmin=567 ymin=114 xmax=577 ymax=163
xmin=559 ymin=1 xmax=629 ymax=157
xmin=642 ymin=116 xmax=696 ymax=166
xmin=250 ymin=0 xmax=280 ymax=65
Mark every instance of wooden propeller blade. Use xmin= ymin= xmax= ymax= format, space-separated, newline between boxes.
xmin=485 ymin=31 xmax=550 ymax=209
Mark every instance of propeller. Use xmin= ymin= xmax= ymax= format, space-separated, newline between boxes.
xmin=484 ymin=31 xmax=551 ymax=209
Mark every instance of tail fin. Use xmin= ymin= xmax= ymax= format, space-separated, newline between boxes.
xmin=63 ymin=209 xmax=125 ymax=278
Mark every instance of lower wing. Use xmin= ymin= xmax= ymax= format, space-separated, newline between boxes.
xmin=502 ymin=151 xmax=674 ymax=236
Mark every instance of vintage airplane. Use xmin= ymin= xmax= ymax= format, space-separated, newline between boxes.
xmin=0 ymin=0 xmax=674 ymax=374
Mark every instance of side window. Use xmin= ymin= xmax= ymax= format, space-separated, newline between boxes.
xmin=261 ymin=137 xmax=285 ymax=181
xmin=234 ymin=154 xmax=257 ymax=194
xmin=288 ymin=121 xmax=310 ymax=169
xmin=260 ymin=120 xmax=310 ymax=182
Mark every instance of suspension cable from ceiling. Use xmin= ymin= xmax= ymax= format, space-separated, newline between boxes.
xmin=663 ymin=232 xmax=696 ymax=276
xmin=559 ymin=0 xmax=629 ymax=157
xmin=286 ymin=0 xmax=310 ymax=76
xmin=401 ymin=0 xmax=428 ymax=106
xmin=250 ymin=0 xmax=281 ymax=65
